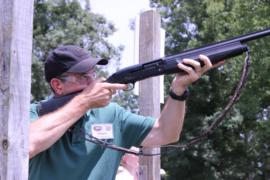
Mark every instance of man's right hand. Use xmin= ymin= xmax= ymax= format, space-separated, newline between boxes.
xmin=78 ymin=78 xmax=128 ymax=109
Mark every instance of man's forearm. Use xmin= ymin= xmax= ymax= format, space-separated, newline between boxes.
xmin=157 ymin=97 xmax=186 ymax=143
xmin=29 ymin=94 xmax=89 ymax=158
xmin=141 ymin=97 xmax=186 ymax=147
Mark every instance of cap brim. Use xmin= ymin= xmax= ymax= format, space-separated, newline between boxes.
xmin=66 ymin=57 xmax=108 ymax=73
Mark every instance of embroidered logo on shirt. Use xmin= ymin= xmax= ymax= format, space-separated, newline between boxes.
xmin=91 ymin=123 xmax=114 ymax=139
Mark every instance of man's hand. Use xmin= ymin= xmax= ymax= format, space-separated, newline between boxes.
xmin=79 ymin=78 xmax=128 ymax=108
xmin=170 ymin=54 xmax=223 ymax=95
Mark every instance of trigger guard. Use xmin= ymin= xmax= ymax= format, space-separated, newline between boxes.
xmin=124 ymin=83 xmax=134 ymax=91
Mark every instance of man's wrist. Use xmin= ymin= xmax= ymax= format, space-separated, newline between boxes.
xmin=73 ymin=93 xmax=93 ymax=111
xmin=169 ymin=88 xmax=189 ymax=101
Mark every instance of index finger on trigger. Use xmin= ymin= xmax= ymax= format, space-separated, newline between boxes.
xmin=103 ymin=83 xmax=128 ymax=91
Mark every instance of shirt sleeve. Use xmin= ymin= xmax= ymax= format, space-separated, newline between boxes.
xmin=30 ymin=103 xmax=39 ymax=122
xmin=115 ymin=104 xmax=155 ymax=148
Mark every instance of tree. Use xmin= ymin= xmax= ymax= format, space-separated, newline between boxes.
xmin=32 ymin=0 xmax=139 ymax=114
xmin=32 ymin=0 xmax=122 ymax=100
xmin=150 ymin=0 xmax=270 ymax=179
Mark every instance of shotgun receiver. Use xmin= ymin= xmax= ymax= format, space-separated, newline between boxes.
xmin=106 ymin=28 xmax=270 ymax=84
xmin=38 ymin=28 xmax=270 ymax=116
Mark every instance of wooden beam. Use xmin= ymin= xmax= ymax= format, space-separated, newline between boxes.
xmin=138 ymin=10 xmax=162 ymax=180
xmin=0 ymin=0 xmax=34 ymax=179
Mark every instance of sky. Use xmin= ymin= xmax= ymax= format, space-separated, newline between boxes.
xmin=90 ymin=0 xmax=164 ymax=101
xmin=90 ymin=0 xmax=151 ymax=69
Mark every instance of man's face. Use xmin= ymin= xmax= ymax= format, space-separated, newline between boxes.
xmin=56 ymin=68 xmax=96 ymax=96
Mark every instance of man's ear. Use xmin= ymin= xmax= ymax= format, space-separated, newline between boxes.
xmin=50 ymin=78 xmax=64 ymax=95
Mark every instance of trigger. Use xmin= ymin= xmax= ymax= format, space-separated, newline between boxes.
xmin=124 ymin=83 xmax=134 ymax=91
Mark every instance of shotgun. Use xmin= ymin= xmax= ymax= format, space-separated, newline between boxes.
xmin=38 ymin=28 xmax=270 ymax=115
xmin=107 ymin=27 xmax=270 ymax=84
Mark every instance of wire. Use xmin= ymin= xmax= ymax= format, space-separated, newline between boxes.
xmin=75 ymin=129 xmax=161 ymax=156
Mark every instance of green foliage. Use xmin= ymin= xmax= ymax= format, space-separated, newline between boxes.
xmin=151 ymin=0 xmax=270 ymax=179
xmin=32 ymin=0 xmax=121 ymax=100
xmin=32 ymin=0 xmax=138 ymax=112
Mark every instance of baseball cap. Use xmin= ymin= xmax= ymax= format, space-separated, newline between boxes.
xmin=45 ymin=45 xmax=108 ymax=82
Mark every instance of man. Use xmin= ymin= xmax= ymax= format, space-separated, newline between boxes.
xmin=116 ymin=147 xmax=140 ymax=180
xmin=29 ymin=45 xmax=215 ymax=180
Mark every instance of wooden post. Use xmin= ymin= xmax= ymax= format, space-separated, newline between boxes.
xmin=0 ymin=0 xmax=34 ymax=179
xmin=138 ymin=10 xmax=162 ymax=180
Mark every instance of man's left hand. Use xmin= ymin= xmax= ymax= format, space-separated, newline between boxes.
xmin=171 ymin=54 xmax=223 ymax=95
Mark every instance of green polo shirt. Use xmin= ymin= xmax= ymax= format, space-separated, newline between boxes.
xmin=29 ymin=102 xmax=155 ymax=180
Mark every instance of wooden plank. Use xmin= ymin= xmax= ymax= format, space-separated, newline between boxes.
xmin=138 ymin=10 xmax=162 ymax=180
xmin=0 ymin=0 xmax=34 ymax=179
